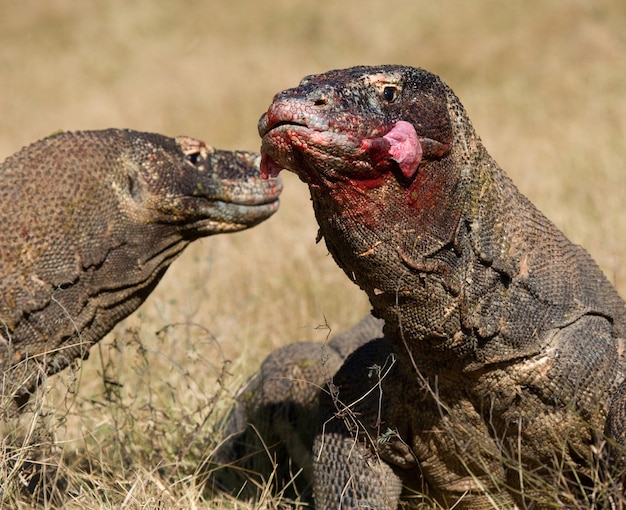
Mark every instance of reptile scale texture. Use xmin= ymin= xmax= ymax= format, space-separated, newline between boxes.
xmin=0 ymin=129 xmax=281 ymax=408
xmin=222 ymin=65 xmax=626 ymax=508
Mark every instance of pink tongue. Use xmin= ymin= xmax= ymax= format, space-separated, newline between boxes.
xmin=383 ymin=121 xmax=422 ymax=179
xmin=260 ymin=152 xmax=283 ymax=179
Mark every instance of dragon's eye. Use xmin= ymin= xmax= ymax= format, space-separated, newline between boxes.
xmin=382 ymin=86 xmax=398 ymax=102
xmin=186 ymin=151 xmax=200 ymax=165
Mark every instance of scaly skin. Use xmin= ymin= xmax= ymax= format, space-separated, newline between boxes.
xmin=0 ymin=129 xmax=281 ymax=407
xmin=212 ymin=314 xmax=384 ymax=502
xmin=259 ymin=66 xmax=626 ymax=508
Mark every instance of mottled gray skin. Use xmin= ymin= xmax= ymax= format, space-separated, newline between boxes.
xmin=0 ymin=129 xmax=281 ymax=407
xmin=212 ymin=314 xmax=383 ymax=501
xmin=258 ymin=66 xmax=626 ymax=508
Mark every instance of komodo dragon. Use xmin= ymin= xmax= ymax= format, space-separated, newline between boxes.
xmin=0 ymin=129 xmax=281 ymax=409
xmin=254 ymin=66 xmax=626 ymax=507
xmin=213 ymin=314 xmax=383 ymax=501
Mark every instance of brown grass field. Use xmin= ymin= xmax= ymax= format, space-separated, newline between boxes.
xmin=1 ymin=0 xmax=625 ymax=508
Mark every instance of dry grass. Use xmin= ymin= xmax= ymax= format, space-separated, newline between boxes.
xmin=0 ymin=0 xmax=625 ymax=507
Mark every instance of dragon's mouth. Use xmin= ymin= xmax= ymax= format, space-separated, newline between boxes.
xmin=258 ymin=104 xmax=322 ymax=138
xmin=259 ymin=121 xmax=327 ymax=178
xmin=265 ymin=120 xmax=307 ymax=132
xmin=259 ymin=115 xmax=425 ymax=181
xmin=260 ymin=151 xmax=284 ymax=179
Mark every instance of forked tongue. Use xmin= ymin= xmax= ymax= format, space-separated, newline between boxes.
xmin=383 ymin=121 xmax=422 ymax=179
xmin=260 ymin=152 xmax=283 ymax=179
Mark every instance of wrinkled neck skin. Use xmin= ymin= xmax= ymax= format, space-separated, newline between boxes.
xmin=304 ymin=101 xmax=601 ymax=375
xmin=307 ymin=127 xmax=479 ymax=372
xmin=263 ymin=73 xmax=624 ymax=376
xmin=311 ymin=133 xmax=622 ymax=376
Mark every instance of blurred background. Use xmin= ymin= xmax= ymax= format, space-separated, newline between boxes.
xmin=1 ymin=1 xmax=624 ymax=507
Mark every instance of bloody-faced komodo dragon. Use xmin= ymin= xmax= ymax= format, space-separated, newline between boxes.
xmin=247 ymin=65 xmax=626 ymax=508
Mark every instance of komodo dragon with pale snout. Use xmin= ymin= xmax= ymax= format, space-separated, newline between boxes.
xmin=219 ymin=65 xmax=626 ymax=508
xmin=0 ymin=129 xmax=281 ymax=409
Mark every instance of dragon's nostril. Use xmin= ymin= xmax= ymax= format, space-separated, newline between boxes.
xmin=313 ymin=98 xmax=327 ymax=107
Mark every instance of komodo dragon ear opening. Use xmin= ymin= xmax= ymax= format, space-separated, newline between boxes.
xmin=126 ymin=173 xmax=142 ymax=202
